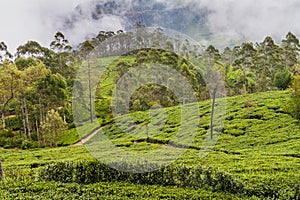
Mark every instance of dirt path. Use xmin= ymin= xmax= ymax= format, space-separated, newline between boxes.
xmin=72 ymin=126 xmax=104 ymax=146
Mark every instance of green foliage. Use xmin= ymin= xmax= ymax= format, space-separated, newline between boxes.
xmin=1 ymin=28 xmax=300 ymax=198
xmin=290 ymin=75 xmax=300 ymax=119
xmin=1 ymin=90 xmax=300 ymax=199
xmin=5 ymin=116 xmax=21 ymax=131
xmin=273 ymin=70 xmax=292 ymax=90
xmin=38 ymin=160 xmax=244 ymax=194
xmin=40 ymin=109 xmax=67 ymax=147
xmin=14 ymin=57 xmax=38 ymax=70
xmin=0 ymin=178 xmax=251 ymax=199
xmin=57 ymin=129 xmax=80 ymax=146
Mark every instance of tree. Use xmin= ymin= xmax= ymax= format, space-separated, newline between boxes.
xmin=79 ymin=41 xmax=95 ymax=123
xmin=50 ymin=32 xmax=72 ymax=53
xmin=21 ymin=63 xmax=51 ymax=141
xmin=208 ymin=65 xmax=224 ymax=140
xmin=40 ymin=109 xmax=67 ymax=147
xmin=281 ymin=32 xmax=300 ymax=74
xmin=237 ymin=42 xmax=257 ymax=70
xmin=0 ymin=42 xmax=12 ymax=63
xmin=256 ymin=36 xmax=284 ymax=84
xmin=16 ymin=41 xmax=45 ymax=58
xmin=204 ymin=45 xmax=221 ymax=61
xmin=37 ymin=72 xmax=68 ymax=113
xmin=200 ymin=57 xmax=225 ymax=139
xmin=50 ymin=32 xmax=73 ymax=73
xmin=0 ymin=62 xmax=21 ymax=128
xmin=273 ymin=70 xmax=292 ymax=90
xmin=15 ymin=41 xmax=62 ymax=74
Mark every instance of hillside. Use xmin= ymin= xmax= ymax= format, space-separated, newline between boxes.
xmin=1 ymin=90 xmax=300 ymax=199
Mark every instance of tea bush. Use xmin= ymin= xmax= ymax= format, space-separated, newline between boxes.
xmin=38 ymin=160 xmax=245 ymax=195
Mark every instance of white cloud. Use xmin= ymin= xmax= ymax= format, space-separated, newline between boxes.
xmin=0 ymin=0 xmax=85 ymax=52
xmin=203 ymin=0 xmax=300 ymax=42
xmin=1 ymin=0 xmax=300 ymax=53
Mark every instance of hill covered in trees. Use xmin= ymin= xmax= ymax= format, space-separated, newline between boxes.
xmin=0 ymin=27 xmax=300 ymax=149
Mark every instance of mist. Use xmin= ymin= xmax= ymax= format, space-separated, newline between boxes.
xmin=0 ymin=0 xmax=85 ymax=52
xmin=1 ymin=0 xmax=300 ymax=52
xmin=203 ymin=0 xmax=300 ymax=43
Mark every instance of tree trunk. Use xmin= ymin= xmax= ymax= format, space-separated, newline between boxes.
xmin=210 ymin=88 xmax=217 ymax=140
xmin=38 ymin=95 xmax=43 ymax=123
xmin=23 ymin=98 xmax=31 ymax=141
xmin=0 ymin=159 xmax=3 ymax=180
xmin=1 ymin=113 xmax=5 ymax=129
xmin=36 ymin=120 xmax=40 ymax=147
xmin=22 ymin=119 xmax=27 ymax=138
xmin=1 ymin=98 xmax=13 ymax=129
xmin=17 ymin=112 xmax=22 ymax=138
xmin=88 ymin=61 xmax=93 ymax=123
xmin=20 ymin=100 xmax=27 ymax=138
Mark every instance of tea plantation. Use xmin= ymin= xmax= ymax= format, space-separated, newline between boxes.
xmin=1 ymin=90 xmax=300 ymax=199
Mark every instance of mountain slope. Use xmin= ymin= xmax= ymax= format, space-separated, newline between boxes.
xmin=1 ymin=90 xmax=300 ymax=198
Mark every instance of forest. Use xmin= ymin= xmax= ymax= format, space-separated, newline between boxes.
xmin=1 ymin=26 xmax=300 ymax=199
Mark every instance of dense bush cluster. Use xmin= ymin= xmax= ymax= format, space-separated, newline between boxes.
xmin=37 ymin=160 xmax=300 ymax=199
xmin=38 ymin=160 xmax=244 ymax=194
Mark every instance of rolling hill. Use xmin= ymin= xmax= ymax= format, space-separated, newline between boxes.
xmin=1 ymin=90 xmax=300 ymax=199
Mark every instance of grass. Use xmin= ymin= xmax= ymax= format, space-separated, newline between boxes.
xmin=1 ymin=90 xmax=300 ymax=199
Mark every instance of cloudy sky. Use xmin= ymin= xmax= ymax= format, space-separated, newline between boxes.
xmin=0 ymin=0 xmax=83 ymax=52
xmin=1 ymin=0 xmax=300 ymax=52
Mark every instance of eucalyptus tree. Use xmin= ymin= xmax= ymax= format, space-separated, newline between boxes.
xmin=79 ymin=40 xmax=95 ymax=122
xmin=16 ymin=41 xmax=46 ymax=58
xmin=50 ymin=32 xmax=73 ymax=72
xmin=256 ymin=36 xmax=284 ymax=90
xmin=21 ymin=63 xmax=51 ymax=141
xmin=281 ymin=32 xmax=300 ymax=74
xmin=232 ymin=42 xmax=257 ymax=94
xmin=204 ymin=45 xmax=221 ymax=62
xmin=0 ymin=42 xmax=12 ymax=63
xmin=0 ymin=62 xmax=21 ymax=129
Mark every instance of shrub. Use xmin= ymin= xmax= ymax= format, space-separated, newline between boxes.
xmin=38 ymin=160 xmax=245 ymax=195
xmin=273 ymin=70 xmax=292 ymax=90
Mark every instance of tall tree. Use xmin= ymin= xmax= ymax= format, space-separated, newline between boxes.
xmin=281 ymin=32 xmax=300 ymax=74
xmin=204 ymin=45 xmax=221 ymax=62
xmin=0 ymin=42 xmax=12 ymax=63
xmin=16 ymin=41 xmax=45 ymax=58
xmin=79 ymin=41 xmax=95 ymax=122
xmin=50 ymin=32 xmax=72 ymax=53
xmin=0 ymin=62 xmax=21 ymax=128
xmin=50 ymin=32 xmax=73 ymax=72
xmin=256 ymin=36 xmax=284 ymax=89
xmin=21 ymin=63 xmax=51 ymax=141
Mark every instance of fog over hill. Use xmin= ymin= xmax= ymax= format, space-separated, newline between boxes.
xmin=1 ymin=0 xmax=300 ymax=51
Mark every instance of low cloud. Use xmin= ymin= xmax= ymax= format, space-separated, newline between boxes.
xmin=203 ymin=0 xmax=300 ymax=43
xmin=1 ymin=0 xmax=300 ymax=52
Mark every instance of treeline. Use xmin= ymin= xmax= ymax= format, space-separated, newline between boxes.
xmin=0 ymin=27 xmax=299 ymax=148
xmin=204 ymin=32 xmax=300 ymax=96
